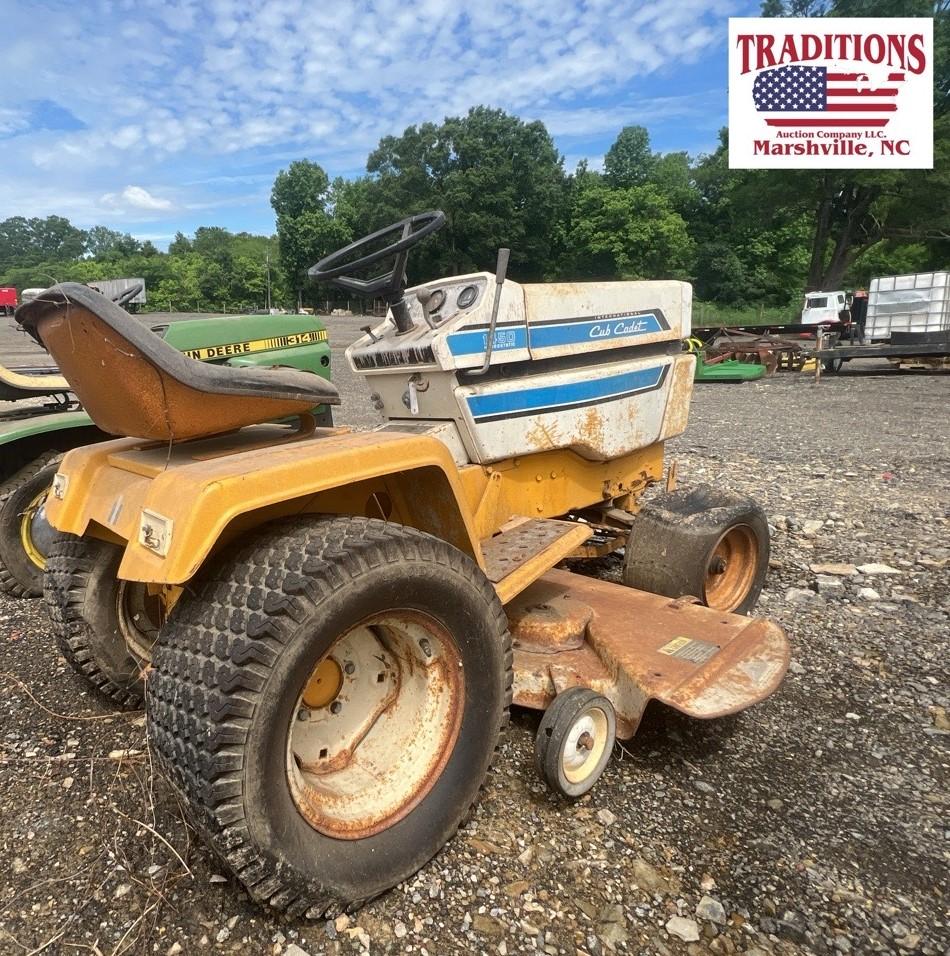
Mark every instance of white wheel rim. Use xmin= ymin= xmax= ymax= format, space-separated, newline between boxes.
xmin=561 ymin=707 xmax=610 ymax=785
xmin=287 ymin=611 xmax=463 ymax=840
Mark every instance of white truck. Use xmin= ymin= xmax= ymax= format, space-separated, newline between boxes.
xmin=801 ymin=290 xmax=849 ymax=326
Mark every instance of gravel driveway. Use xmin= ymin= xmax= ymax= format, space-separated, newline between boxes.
xmin=0 ymin=321 xmax=946 ymax=956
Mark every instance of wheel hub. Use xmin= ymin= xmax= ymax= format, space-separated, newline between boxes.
xmin=20 ymin=490 xmax=56 ymax=570
xmin=561 ymin=710 xmax=609 ymax=785
xmin=709 ymin=555 xmax=727 ymax=575
xmin=703 ymin=524 xmax=758 ymax=612
xmin=116 ymin=582 xmax=180 ymax=663
xmin=287 ymin=610 xmax=464 ymax=840
xmin=302 ymin=657 xmax=344 ymax=709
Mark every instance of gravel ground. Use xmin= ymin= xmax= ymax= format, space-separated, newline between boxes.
xmin=0 ymin=317 xmax=947 ymax=955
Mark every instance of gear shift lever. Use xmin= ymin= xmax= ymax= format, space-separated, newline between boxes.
xmin=470 ymin=247 xmax=510 ymax=376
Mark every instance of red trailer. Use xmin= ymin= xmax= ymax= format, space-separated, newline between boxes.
xmin=0 ymin=288 xmax=17 ymax=316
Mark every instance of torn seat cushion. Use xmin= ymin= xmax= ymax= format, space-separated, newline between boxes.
xmin=16 ymin=283 xmax=339 ymax=442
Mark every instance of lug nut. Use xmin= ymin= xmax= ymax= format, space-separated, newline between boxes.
xmin=297 ymin=709 xmax=308 ymax=722
xmin=330 ymin=701 xmax=342 ymax=715
xmin=419 ymin=638 xmax=432 ymax=657
xmin=344 ymin=661 xmax=355 ymax=675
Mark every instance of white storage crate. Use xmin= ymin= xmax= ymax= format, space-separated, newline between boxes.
xmin=865 ymin=272 xmax=949 ymax=340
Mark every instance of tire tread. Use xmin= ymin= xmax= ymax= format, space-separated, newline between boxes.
xmin=148 ymin=516 xmax=512 ymax=918
xmin=44 ymin=533 xmax=144 ymax=708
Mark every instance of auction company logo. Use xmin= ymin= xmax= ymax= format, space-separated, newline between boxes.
xmin=728 ymin=18 xmax=933 ymax=169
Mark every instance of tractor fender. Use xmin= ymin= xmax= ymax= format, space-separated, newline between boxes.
xmin=45 ymin=428 xmax=482 ymax=585
xmin=0 ymin=411 xmax=109 ymax=483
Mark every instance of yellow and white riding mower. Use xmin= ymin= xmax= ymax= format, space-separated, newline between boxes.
xmin=19 ymin=211 xmax=789 ymax=918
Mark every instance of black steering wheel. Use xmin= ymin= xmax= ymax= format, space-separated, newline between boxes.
xmin=308 ymin=211 xmax=445 ymax=296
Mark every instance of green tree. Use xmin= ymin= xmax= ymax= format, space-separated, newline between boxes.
xmin=604 ymin=126 xmax=656 ymax=189
xmin=28 ymin=216 xmax=86 ymax=261
xmin=0 ymin=217 xmax=34 ymax=269
xmin=649 ymin=151 xmax=700 ymax=216
xmin=0 ymin=215 xmax=86 ymax=268
xmin=271 ymin=160 xmax=347 ymax=305
xmin=690 ymin=130 xmax=813 ymax=305
xmin=168 ymin=232 xmax=192 ymax=255
xmin=271 ymin=160 xmax=331 ymax=219
xmin=85 ymin=226 xmax=141 ymax=260
xmin=352 ymin=106 xmax=567 ymax=281
xmin=561 ymin=179 xmax=694 ymax=280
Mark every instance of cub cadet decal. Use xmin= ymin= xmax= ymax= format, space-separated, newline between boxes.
xmin=183 ymin=329 xmax=328 ymax=361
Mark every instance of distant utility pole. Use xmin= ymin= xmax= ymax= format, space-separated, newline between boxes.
xmin=265 ymin=253 xmax=272 ymax=313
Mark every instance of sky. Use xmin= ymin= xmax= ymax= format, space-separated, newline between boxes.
xmin=0 ymin=0 xmax=761 ymax=247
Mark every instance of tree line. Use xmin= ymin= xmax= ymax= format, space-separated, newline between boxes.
xmin=0 ymin=218 xmax=284 ymax=314
xmin=3 ymin=111 xmax=945 ymax=317
xmin=1 ymin=1 xmax=945 ymax=316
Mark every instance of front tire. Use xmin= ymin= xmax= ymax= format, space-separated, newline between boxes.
xmin=622 ymin=484 xmax=769 ymax=615
xmin=535 ymin=688 xmax=616 ymax=798
xmin=147 ymin=516 xmax=512 ymax=917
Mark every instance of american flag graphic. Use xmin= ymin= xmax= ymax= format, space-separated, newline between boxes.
xmin=752 ymin=64 xmax=904 ymax=128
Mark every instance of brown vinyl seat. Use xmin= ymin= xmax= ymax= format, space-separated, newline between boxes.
xmin=16 ymin=283 xmax=340 ymax=442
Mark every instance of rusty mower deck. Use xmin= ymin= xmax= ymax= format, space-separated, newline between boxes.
xmin=508 ymin=568 xmax=789 ymax=738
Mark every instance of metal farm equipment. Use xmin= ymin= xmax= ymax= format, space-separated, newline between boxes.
xmin=19 ymin=212 xmax=789 ymax=917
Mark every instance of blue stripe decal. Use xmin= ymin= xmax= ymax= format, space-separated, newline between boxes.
xmin=531 ymin=314 xmax=663 ymax=349
xmin=447 ymin=326 xmax=528 ymax=356
xmin=447 ymin=312 xmax=665 ymax=356
xmin=467 ymin=365 xmax=665 ymax=420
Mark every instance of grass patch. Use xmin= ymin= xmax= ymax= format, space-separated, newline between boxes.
xmin=693 ymin=300 xmax=798 ymax=328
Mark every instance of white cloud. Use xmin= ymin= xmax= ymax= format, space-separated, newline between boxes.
xmin=131 ymin=232 xmax=177 ymax=244
xmin=537 ymin=93 xmax=720 ymax=139
xmin=0 ymin=0 xmax=743 ymax=225
xmin=0 ymin=107 xmax=30 ymax=136
xmin=101 ymin=186 xmax=175 ymax=212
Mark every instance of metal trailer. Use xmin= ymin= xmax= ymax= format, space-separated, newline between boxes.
xmin=86 ymin=277 xmax=147 ymax=308
xmin=810 ymin=327 xmax=950 ymax=375
xmin=0 ymin=288 xmax=17 ymax=316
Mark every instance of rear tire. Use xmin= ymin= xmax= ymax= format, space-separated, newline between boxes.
xmin=0 ymin=452 xmax=62 ymax=597
xmin=44 ymin=535 xmax=155 ymax=708
xmin=147 ymin=515 xmax=512 ymax=918
xmin=622 ymin=484 xmax=769 ymax=615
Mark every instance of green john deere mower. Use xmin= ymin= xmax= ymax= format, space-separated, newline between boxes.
xmin=0 ymin=311 xmax=332 ymax=597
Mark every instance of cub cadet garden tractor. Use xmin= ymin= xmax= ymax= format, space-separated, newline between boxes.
xmin=0 ymin=305 xmax=332 ymax=597
xmin=20 ymin=211 xmax=789 ymax=918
